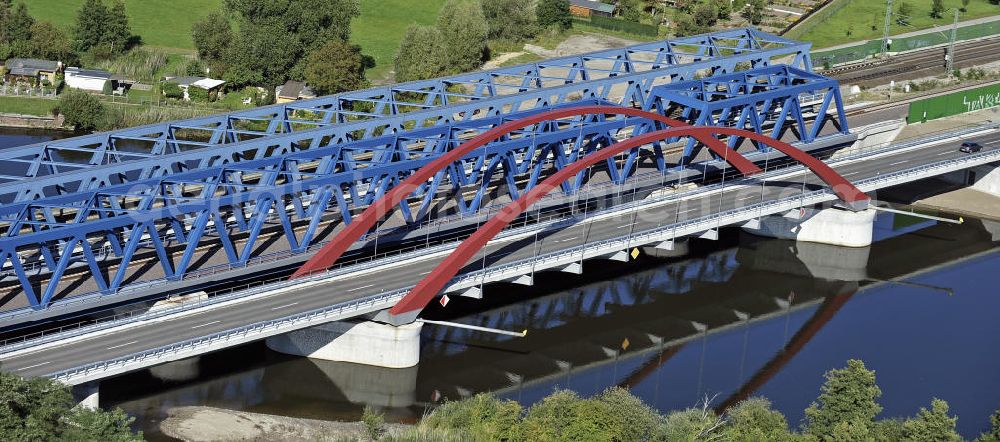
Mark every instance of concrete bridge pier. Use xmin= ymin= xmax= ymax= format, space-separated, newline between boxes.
xmin=743 ymin=207 xmax=876 ymax=248
xmin=265 ymin=320 xmax=422 ymax=369
xmin=642 ymin=238 xmax=690 ymax=258
xmin=71 ymin=381 xmax=100 ymax=410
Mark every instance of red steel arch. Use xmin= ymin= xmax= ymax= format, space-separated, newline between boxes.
xmin=292 ymin=105 xmax=763 ymax=278
xmin=388 ymin=126 xmax=869 ymax=317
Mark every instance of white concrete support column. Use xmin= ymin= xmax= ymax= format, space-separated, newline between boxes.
xmin=72 ymin=381 xmax=100 ymax=410
xmin=266 ymin=320 xmax=422 ymax=368
xmin=642 ymin=238 xmax=690 ymax=258
xmin=743 ymin=207 xmax=876 ymax=247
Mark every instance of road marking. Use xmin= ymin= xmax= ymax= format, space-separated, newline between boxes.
xmin=843 ymin=171 xmax=860 ymax=176
xmin=679 ymin=207 xmax=699 ymax=213
xmin=616 ymin=224 xmax=632 ymax=229
xmin=937 ymin=151 xmax=953 ymax=156
xmin=739 ymin=195 xmax=757 ymax=200
xmin=271 ymin=302 xmax=299 ymax=310
xmin=556 ymin=236 xmax=579 ymax=243
xmin=16 ymin=361 xmax=50 ymax=371
xmin=106 ymin=340 xmax=138 ymax=350
xmin=191 ymin=321 xmax=221 ymax=330
xmin=888 ymin=160 xmax=908 ymax=166
xmin=346 ymin=284 xmax=375 ymax=292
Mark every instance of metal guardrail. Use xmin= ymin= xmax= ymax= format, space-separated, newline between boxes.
xmin=47 ymin=290 xmax=407 ymax=382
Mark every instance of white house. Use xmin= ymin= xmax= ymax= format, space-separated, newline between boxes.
xmin=64 ymin=67 xmax=112 ymax=92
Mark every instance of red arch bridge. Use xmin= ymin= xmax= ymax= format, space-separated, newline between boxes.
xmin=293 ymin=105 xmax=870 ymax=324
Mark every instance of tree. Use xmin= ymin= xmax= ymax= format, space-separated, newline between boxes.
xmin=102 ymin=0 xmax=131 ymax=53
xmin=0 ymin=372 xmax=142 ymax=441
xmin=931 ymin=0 xmax=945 ymax=18
xmin=595 ymin=387 xmax=662 ymax=441
xmin=694 ymin=2 xmax=720 ymax=28
xmin=618 ymin=0 xmax=645 ymax=22
xmin=718 ymin=0 xmax=733 ymax=20
xmin=394 ymin=25 xmax=448 ymax=82
xmin=804 ymin=359 xmax=883 ymax=437
xmin=5 ymin=2 xmax=33 ymax=42
xmin=186 ymin=59 xmax=207 ymax=76
xmin=192 ymin=10 xmax=232 ymax=62
xmin=897 ymin=2 xmax=914 ymax=25
xmin=743 ymin=0 xmax=768 ymax=26
xmin=978 ymin=409 xmax=1000 ymax=442
xmin=59 ymin=90 xmax=105 ymax=131
xmin=722 ymin=398 xmax=794 ymax=441
xmin=29 ymin=21 xmax=73 ymax=61
xmin=902 ymin=399 xmax=962 ymax=442
xmin=223 ymin=21 xmax=299 ymax=88
xmin=303 ymin=39 xmax=368 ymax=95
xmin=961 ymin=0 xmax=970 ymax=12
xmin=481 ymin=0 xmax=537 ymax=41
xmin=537 ymin=0 xmax=572 ymax=30
xmin=74 ymin=0 xmax=108 ymax=52
xmin=436 ymin=0 xmax=488 ymax=73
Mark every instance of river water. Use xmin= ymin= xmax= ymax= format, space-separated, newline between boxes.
xmin=3 ymin=131 xmax=999 ymax=439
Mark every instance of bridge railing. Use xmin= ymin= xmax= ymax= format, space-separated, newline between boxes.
xmin=45 ymin=289 xmax=408 ymax=384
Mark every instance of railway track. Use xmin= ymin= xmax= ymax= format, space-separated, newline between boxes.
xmin=823 ymin=37 xmax=1000 ymax=87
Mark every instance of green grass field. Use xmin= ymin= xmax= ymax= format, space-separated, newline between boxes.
xmin=0 ymin=96 xmax=58 ymax=116
xmin=350 ymin=0 xmax=448 ymax=80
xmin=798 ymin=0 xmax=1000 ymax=49
xmin=24 ymin=0 xmax=223 ymax=52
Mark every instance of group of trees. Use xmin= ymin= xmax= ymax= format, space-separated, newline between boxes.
xmin=74 ymin=0 xmax=132 ymax=57
xmin=0 ymin=1 xmax=74 ymax=63
xmin=0 ymin=0 xmax=133 ymax=74
xmin=190 ymin=0 xmax=367 ymax=93
xmin=394 ymin=0 xmax=571 ymax=83
xmin=392 ymin=359 xmax=1000 ymax=441
xmin=672 ymin=0 xmax=766 ymax=36
xmin=0 ymin=372 xmax=142 ymax=441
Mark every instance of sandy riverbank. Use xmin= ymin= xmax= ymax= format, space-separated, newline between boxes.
xmin=159 ymin=406 xmax=412 ymax=441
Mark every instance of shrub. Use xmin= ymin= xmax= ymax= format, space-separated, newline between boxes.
xmin=161 ymin=82 xmax=183 ymax=100
xmin=362 ymin=405 xmax=385 ymax=441
xmin=59 ymin=90 xmax=105 ymax=131
xmin=421 ymin=393 xmax=522 ymax=440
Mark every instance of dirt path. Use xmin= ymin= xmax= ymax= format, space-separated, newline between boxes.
xmin=482 ymin=51 xmax=527 ymax=70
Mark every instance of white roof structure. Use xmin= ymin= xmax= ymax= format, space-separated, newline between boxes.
xmin=192 ymin=78 xmax=226 ymax=90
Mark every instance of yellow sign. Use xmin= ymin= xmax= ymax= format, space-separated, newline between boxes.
xmin=630 ymin=248 xmax=640 ymax=260
xmin=621 ymin=338 xmax=630 ymax=351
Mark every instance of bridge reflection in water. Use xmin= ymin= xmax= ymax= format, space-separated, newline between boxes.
xmin=103 ymin=213 xmax=1000 ymax=439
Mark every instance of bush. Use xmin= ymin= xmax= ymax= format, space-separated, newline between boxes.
xmin=422 ymin=393 xmax=522 ymax=440
xmin=362 ymin=405 xmax=385 ymax=441
xmin=161 ymin=82 xmax=183 ymax=100
xmin=537 ymin=0 xmax=572 ymax=30
xmin=59 ymin=90 xmax=105 ymax=131
xmin=94 ymin=49 xmax=168 ymax=83
xmin=187 ymin=85 xmax=210 ymax=102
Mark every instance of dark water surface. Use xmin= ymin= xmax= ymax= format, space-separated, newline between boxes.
xmin=2 ymin=131 xmax=998 ymax=440
xmin=100 ymin=215 xmax=1000 ymax=441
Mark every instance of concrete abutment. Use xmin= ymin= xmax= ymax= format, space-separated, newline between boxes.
xmin=742 ymin=207 xmax=876 ymax=248
xmin=265 ymin=320 xmax=422 ymax=369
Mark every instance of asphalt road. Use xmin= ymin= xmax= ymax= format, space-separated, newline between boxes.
xmin=3 ymin=130 xmax=1000 ymax=378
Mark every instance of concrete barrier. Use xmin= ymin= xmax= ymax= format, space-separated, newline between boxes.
xmin=265 ymin=320 xmax=422 ymax=368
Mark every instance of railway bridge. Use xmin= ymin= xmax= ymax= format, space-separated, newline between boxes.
xmin=1 ymin=28 xmax=999 ymax=408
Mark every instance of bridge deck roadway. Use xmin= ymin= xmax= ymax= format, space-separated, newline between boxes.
xmin=2 ymin=128 xmax=999 ymax=382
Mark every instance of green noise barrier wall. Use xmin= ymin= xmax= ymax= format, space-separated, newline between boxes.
xmin=907 ymin=83 xmax=1000 ymax=123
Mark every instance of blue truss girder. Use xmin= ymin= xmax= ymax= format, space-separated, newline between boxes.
xmin=0 ymin=102 xmax=696 ymax=309
xmin=0 ymin=28 xmax=812 ymax=205
xmin=643 ymin=65 xmax=846 ymax=165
